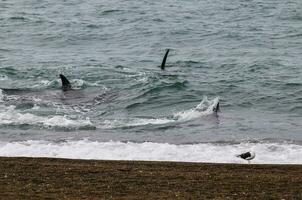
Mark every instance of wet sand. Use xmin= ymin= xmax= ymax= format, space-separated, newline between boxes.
xmin=0 ymin=157 xmax=301 ymax=199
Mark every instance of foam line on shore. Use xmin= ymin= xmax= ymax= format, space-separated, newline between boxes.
xmin=0 ymin=140 xmax=301 ymax=164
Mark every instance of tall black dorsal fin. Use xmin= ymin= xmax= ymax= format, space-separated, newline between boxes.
xmin=59 ymin=74 xmax=71 ymax=91
xmin=160 ymin=49 xmax=170 ymax=70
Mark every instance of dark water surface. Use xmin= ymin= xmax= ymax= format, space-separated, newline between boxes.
xmin=0 ymin=0 xmax=301 ymax=163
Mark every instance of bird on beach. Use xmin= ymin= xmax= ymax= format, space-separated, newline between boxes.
xmin=236 ymin=151 xmax=255 ymax=164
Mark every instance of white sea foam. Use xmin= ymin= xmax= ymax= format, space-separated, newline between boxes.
xmin=0 ymin=140 xmax=301 ymax=164
xmin=61 ymin=78 xmax=106 ymax=89
xmin=71 ymin=79 xmax=85 ymax=89
xmin=101 ymin=118 xmax=174 ymax=128
xmin=102 ymin=97 xmax=219 ymax=128
xmin=0 ymin=89 xmax=4 ymax=102
xmin=31 ymin=79 xmax=57 ymax=89
xmin=174 ymin=96 xmax=219 ymax=121
xmin=0 ymin=74 xmax=8 ymax=81
xmin=39 ymin=80 xmax=53 ymax=87
xmin=0 ymin=105 xmax=93 ymax=129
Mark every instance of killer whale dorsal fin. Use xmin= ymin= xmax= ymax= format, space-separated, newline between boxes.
xmin=213 ymin=102 xmax=220 ymax=113
xmin=160 ymin=49 xmax=170 ymax=70
xmin=59 ymin=74 xmax=71 ymax=91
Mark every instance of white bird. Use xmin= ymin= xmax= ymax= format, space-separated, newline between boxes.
xmin=236 ymin=151 xmax=255 ymax=164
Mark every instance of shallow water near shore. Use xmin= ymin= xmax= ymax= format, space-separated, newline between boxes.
xmin=0 ymin=0 xmax=301 ymax=163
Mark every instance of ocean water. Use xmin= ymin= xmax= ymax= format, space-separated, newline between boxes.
xmin=0 ymin=0 xmax=301 ymax=164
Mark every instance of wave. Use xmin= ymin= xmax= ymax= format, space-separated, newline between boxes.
xmin=101 ymin=97 xmax=219 ymax=128
xmin=31 ymin=78 xmax=106 ymax=90
xmin=173 ymin=96 xmax=219 ymax=121
xmin=9 ymin=16 xmax=29 ymax=21
xmin=0 ymin=139 xmax=301 ymax=164
xmin=130 ymin=80 xmax=188 ymax=101
xmin=100 ymin=9 xmax=123 ymax=16
xmin=0 ymin=105 xmax=94 ymax=130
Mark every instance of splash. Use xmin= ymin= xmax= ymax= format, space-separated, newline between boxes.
xmin=101 ymin=97 xmax=219 ymax=128
xmin=174 ymin=96 xmax=219 ymax=121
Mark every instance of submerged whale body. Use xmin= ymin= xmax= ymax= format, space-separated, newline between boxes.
xmin=0 ymin=74 xmax=113 ymax=108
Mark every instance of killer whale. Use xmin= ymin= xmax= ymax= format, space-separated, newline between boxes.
xmin=2 ymin=74 xmax=72 ymax=94
xmin=160 ymin=49 xmax=170 ymax=70
xmin=0 ymin=73 xmax=118 ymax=114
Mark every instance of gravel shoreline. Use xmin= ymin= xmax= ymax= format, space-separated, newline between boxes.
xmin=0 ymin=157 xmax=301 ymax=199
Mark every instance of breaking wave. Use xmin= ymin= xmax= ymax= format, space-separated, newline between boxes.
xmin=101 ymin=97 xmax=219 ymax=128
xmin=0 ymin=105 xmax=94 ymax=130
xmin=0 ymin=139 xmax=301 ymax=164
